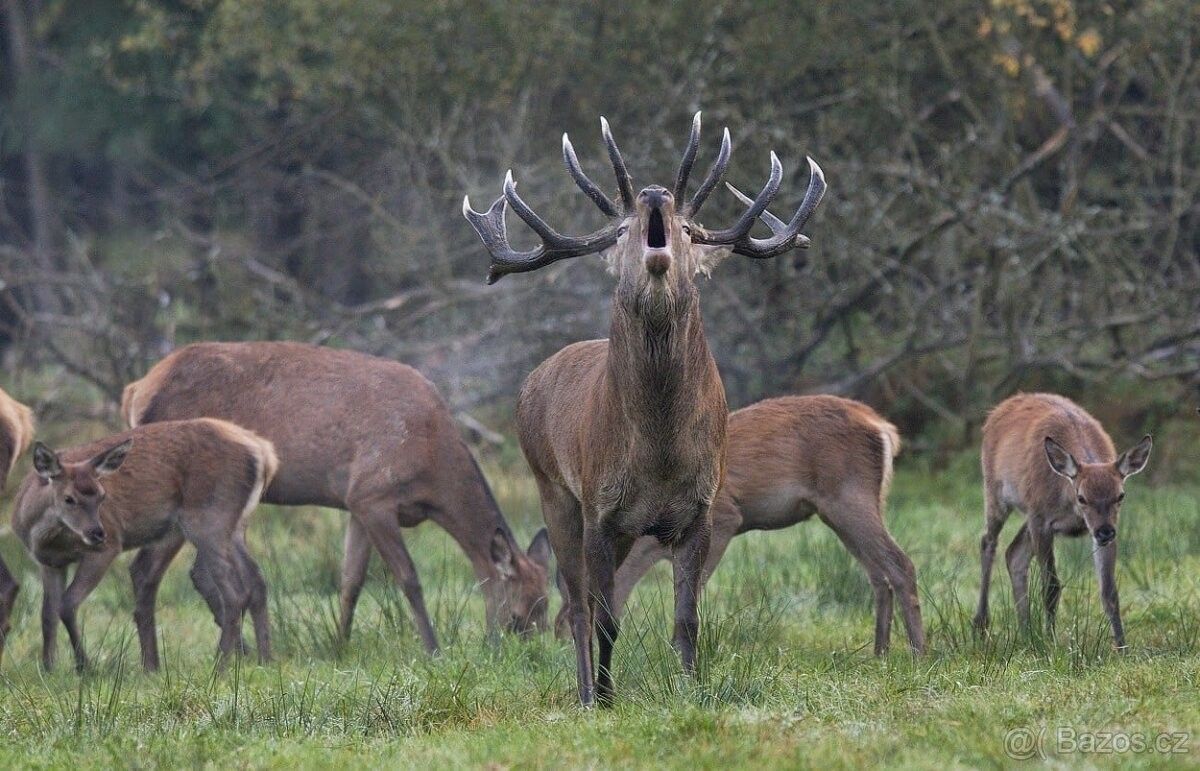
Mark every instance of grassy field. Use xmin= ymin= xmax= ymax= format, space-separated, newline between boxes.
xmin=0 ymin=449 xmax=1197 ymax=769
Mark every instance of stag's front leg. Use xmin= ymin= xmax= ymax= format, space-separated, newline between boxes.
xmin=586 ymin=523 xmax=624 ymax=707
xmin=61 ymin=548 xmax=120 ymax=672
xmin=671 ymin=511 xmax=712 ymax=675
xmin=1093 ymin=541 xmax=1125 ymax=649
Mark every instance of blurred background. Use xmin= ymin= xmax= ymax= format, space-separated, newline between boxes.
xmin=1 ymin=0 xmax=1197 ymax=464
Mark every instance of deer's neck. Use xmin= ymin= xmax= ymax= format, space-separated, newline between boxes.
xmin=607 ymin=285 xmax=713 ymax=437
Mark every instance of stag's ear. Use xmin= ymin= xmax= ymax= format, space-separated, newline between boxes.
xmin=527 ymin=528 xmax=552 ymax=573
xmin=490 ymin=528 xmax=517 ymax=580
xmin=695 ymin=243 xmax=733 ymax=277
xmin=1116 ymin=435 xmax=1152 ymax=478
xmin=91 ymin=439 xmax=132 ymax=476
xmin=32 ymin=442 xmax=63 ymax=481
xmin=1044 ymin=437 xmax=1079 ymax=480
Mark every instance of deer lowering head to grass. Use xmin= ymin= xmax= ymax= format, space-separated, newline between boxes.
xmin=0 ymin=387 xmax=35 ymax=662
xmin=564 ymin=396 xmax=925 ymax=655
xmin=122 ymin=341 xmax=552 ymax=652
xmin=974 ymin=393 xmax=1152 ymax=648
xmin=10 ymin=419 xmax=277 ymax=671
xmin=465 ymin=113 xmax=826 ymax=706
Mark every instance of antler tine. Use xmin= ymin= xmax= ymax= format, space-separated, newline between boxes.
xmin=563 ymin=133 xmax=620 ymax=217
xmin=463 ymin=172 xmax=620 ymax=285
xmin=673 ymin=111 xmax=702 ymax=202
xmin=722 ymin=157 xmax=827 ymax=258
xmin=692 ymin=151 xmax=783 ymax=246
xmin=688 ymin=126 xmax=731 ymax=215
xmin=600 ymin=116 xmax=635 ymax=211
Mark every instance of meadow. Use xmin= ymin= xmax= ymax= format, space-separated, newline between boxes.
xmin=0 ymin=449 xmax=1197 ymax=769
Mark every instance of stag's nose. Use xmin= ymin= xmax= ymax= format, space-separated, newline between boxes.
xmin=639 ymin=185 xmax=672 ymax=211
xmin=1095 ymin=525 xmax=1116 ymax=546
xmin=84 ymin=526 xmax=106 ymax=546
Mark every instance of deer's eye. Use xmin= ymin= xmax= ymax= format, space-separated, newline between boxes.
xmin=682 ymin=224 xmax=692 ymax=236
xmin=1077 ymin=495 xmax=1087 ymax=505
xmin=64 ymin=495 xmax=77 ymax=506
xmin=617 ymin=225 xmax=628 ymax=237
xmin=1117 ymin=492 xmax=1125 ymax=503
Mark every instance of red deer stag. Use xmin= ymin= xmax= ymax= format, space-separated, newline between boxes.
xmin=11 ymin=419 xmax=277 ymax=671
xmin=122 ymin=341 xmax=552 ymax=652
xmin=464 ymin=113 xmax=826 ymax=705
xmin=0 ymin=387 xmax=35 ymax=661
xmin=566 ymin=396 xmax=924 ymax=655
xmin=974 ymin=393 xmax=1152 ymax=648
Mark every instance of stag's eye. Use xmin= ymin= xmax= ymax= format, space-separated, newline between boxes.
xmin=1077 ymin=495 xmax=1087 ymax=505
xmin=64 ymin=496 xmax=77 ymax=506
xmin=617 ymin=225 xmax=628 ymax=237
xmin=682 ymin=224 xmax=692 ymax=236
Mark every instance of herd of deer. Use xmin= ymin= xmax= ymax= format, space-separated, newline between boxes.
xmin=0 ymin=115 xmax=1153 ymax=707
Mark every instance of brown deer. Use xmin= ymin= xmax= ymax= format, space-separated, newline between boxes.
xmin=0 ymin=387 xmax=35 ymax=661
xmin=465 ymin=113 xmax=826 ymax=705
xmin=122 ymin=341 xmax=552 ymax=652
xmin=11 ymin=419 xmax=277 ymax=671
xmin=974 ymin=393 xmax=1152 ymax=648
xmin=563 ymin=395 xmax=924 ymax=655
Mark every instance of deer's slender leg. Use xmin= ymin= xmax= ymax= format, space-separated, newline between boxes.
xmin=352 ymin=504 xmax=438 ymax=654
xmin=188 ymin=541 xmax=245 ymax=665
xmin=337 ymin=514 xmax=372 ymax=643
xmin=129 ymin=532 xmax=186 ymax=671
xmin=0 ymin=557 xmax=18 ymax=663
xmin=234 ymin=539 xmax=271 ymax=662
xmin=974 ymin=487 xmax=1010 ymax=632
xmin=1093 ymin=540 xmax=1125 ymax=648
xmin=60 ymin=548 xmax=120 ymax=671
xmin=40 ymin=564 xmax=66 ymax=671
xmin=537 ymin=479 xmax=592 ymax=707
xmin=671 ymin=511 xmax=712 ymax=675
xmin=1005 ymin=522 xmax=1034 ymax=630
xmin=1030 ymin=523 xmax=1060 ymax=633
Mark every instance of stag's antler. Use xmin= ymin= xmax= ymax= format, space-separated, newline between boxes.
xmin=464 ymin=116 xmax=636 ymax=284
xmin=721 ymin=158 xmax=827 ymax=258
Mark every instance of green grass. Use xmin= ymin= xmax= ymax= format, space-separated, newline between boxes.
xmin=0 ymin=453 xmax=1197 ymax=769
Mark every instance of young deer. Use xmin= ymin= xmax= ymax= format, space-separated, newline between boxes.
xmin=11 ymin=419 xmax=277 ymax=671
xmin=466 ymin=113 xmax=825 ymax=705
xmin=0 ymin=387 xmax=35 ymax=661
xmin=974 ymin=393 xmax=1152 ymax=647
xmin=565 ymin=396 xmax=925 ymax=655
xmin=123 ymin=341 xmax=552 ymax=652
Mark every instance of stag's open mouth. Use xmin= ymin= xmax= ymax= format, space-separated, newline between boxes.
xmin=647 ymin=209 xmax=667 ymax=249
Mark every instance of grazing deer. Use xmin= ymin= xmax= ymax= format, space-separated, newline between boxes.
xmin=122 ymin=341 xmax=552 ymax=652
xmin=465 ymin=113 xmax=826 ymax=705
xmin=0 ymin=387 xmax=35 ymax=661
xmin=11 ymin=419 xmax=277 ymax=671
xmin=563 ymin=396 xmax=924 ymax=655
xmin=974 ymin=393 xmax=1152 ymax=647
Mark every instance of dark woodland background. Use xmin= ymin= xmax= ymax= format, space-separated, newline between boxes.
xmin=1 ymin=0 xmax=1198 ymax=460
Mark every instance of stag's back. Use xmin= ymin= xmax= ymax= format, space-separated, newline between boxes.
xmin=982 ymin=393 xmax=1115 ymax=514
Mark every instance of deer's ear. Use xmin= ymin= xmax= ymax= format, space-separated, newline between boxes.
xmin=695 ymin=243 xmax=732 ymax=277
xmin=32 ymin=442 xmax=63 ymax=481
xmin=1044 ymin=437 xmax=1079 ymax=480
xmin=527 ymin=528 xmax=552 ymax=573
xmin=1116 ymin=435 xmax=1152 ymax=478
xmin=91 ymin=439 xmax=132 ymax=476
xmin=490 ymin=528 xmax=517 ymax=580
